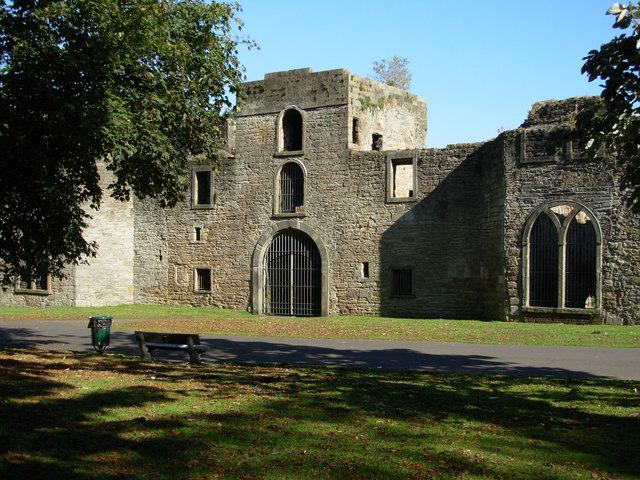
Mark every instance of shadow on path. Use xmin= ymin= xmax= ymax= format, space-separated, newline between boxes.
xmin=0 ymin=324 xmax=613 ymax=379
xmin=199 ymin=338 xmax=603 ymax=378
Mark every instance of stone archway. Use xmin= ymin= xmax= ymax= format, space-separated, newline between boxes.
xmin=251 ymin=220 xmax=329 ymax=316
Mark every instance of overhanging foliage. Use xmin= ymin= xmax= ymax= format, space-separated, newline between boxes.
xmin=0 ymin=0 xmax=250 ymax=284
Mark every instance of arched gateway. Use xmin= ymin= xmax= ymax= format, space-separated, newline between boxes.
xmin=251 ymin=221 xmax=328 ymax=316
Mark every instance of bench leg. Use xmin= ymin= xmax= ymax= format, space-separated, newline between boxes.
xmin=136 ymin=332 xmax=152 ymax=361
xmin=187 ymin=338 xmax=200 ymax=364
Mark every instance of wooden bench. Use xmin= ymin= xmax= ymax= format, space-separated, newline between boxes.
xmin=135 ymin=331 xmax=206 ymax=364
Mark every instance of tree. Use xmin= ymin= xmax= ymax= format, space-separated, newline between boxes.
xmin=580 ymin=2 xmax=640 ymax=212
xmin=0 ymin=0 xmax=250 ymax=285
xmin=372 ymin=56 xmax=412 ymax=89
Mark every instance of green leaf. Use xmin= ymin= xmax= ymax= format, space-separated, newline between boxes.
xmin=608 ymin=3 xmax=624 ymax=15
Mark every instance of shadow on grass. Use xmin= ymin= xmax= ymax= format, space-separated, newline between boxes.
xmin=1 ymin=348 xmax=639 ymax=479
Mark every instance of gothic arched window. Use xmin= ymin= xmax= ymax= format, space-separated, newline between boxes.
xmin=523 ymin=202 xmax=601 ymax=310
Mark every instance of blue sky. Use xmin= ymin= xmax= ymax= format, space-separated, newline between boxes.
xmin=235 ymin=0 xmax=616 ymax=147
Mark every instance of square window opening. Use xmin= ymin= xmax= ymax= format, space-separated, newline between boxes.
xmin=196 ymin=268 xmax=212 ymax=292
xmin=392 ymin=158 xmax=415 ymax=198
xmin=392 ymin=268 xmax=412 ymax=297
xmin=372 ymin=133 xmax=383 ymax=151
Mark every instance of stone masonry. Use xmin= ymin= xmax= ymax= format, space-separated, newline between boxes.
xmin=2 ymin=67 xmax=638 ymax=325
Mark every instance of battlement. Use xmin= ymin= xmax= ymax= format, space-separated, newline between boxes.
xmin=521 ymin=96 xmax=602 ymax=128
xmin=239 ymin=67 xmax=427 ymax=151
xmin=240 ymin=68 xmax=350 ymax=116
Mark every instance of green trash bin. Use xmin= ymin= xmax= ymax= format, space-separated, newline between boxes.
xmin=88 ymin=316 xmax=113 ymax=354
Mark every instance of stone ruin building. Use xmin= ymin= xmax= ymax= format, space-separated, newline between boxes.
xmin=2 ymin=67 xmax=639 ymax=324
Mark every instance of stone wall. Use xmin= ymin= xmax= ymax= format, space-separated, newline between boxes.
xmin=133 ymin=197 xmax=169 ymax=304
xmin=0 ymin=162 xmax=136 ymax=308
xmin=75 ymin=163 xmax=135 ymax=306
xmin=132 ymin=100 xmax=350 ymax=308
xmin=132 ymin=67 xmax=488 ymax=319
xmin=378 ymin=144 xmax=489 ymax=318
xmin=132 ymin=72 xmax=640 ymax=324
xmin=475 ymin=139 xmax=508 ymax=319
xmin=522 ymin=97 xmax=601 ymax=127
xmin=134 ymin=131 xmax=497 ymax=319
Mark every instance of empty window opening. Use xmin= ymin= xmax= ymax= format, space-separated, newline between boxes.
xmin=565 ymin=211 xmax=597 ymax=308
xmin=194 ymin=226 xmax=202 ymax=242
xmin=195 ymin=170 xmax=212 ymax=206
xmin=279 ymin=162 xmax=304 ymax=213
xmin=282 ymin=109 xmax=303 ymax=151
xmin=392 ymin=158 xmax=415 ymax=198
xmin=372 ymin=133 xmax=383 ymax=151
xmin=196 ymin=268 xmax=212 ymax=292
xmin=352 ymin=118 xmax=360 ymax=144
xmin=361 ymin=262 xmax=370 ymax=279
xmin=392 ymin=268 xmax=412 ymax=296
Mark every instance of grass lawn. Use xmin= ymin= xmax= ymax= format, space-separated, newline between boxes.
xmin=0 ymin=304 xmax=639 ymax=348
xmin=0 ymin=349 xmax=638 ymax=479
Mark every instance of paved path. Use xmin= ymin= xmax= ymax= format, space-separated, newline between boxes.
xmin=0 ymin=320 xmax=639 ymax=380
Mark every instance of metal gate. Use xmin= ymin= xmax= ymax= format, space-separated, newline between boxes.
xmin=565 ymin=214 xmax=597 ymax=308
xmin=280 ymin=163 xmax=304 ymax=213
xmin=529 ymin=213 xmax=559 ymax=307
xmin=264 ymin=229 xmax=321 ymax=316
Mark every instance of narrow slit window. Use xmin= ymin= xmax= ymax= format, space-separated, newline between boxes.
xmin=194 ymin=226 xmax=201 ymax=242
xmin=196 ymin=268 xmax=212 ymax=292
xmin=372 ymin=133 xmax=383 ymax=151
xmin=352 ymin=118 xmax=359 ymax=144
xmin=392 ymin=268 xmax=412 ymax=296
xmin=361 ymin=262 xmax=370 ymax=279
